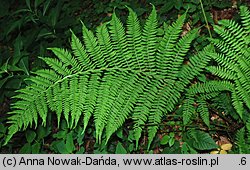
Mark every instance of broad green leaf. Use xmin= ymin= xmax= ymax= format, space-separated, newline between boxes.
xmin=18 ymin=57 xmax=29 ymax=75
xmin=115 ymin=142 xmax=127 ymax=154
xmin=53 ymin=130 xmax=67 ymax=139
xmin=54 ymin=140 xmax=69 ymax=154
xmin=181 ymin=142 xmax=189 ymax=154
xmin=116 ymin=128 xmax=124 ymax=139
xmin=25 ymin=130 xmax=36 ymax=143
xmin=128 ymin=143 xmax=134 ymax=152
xmin=66 ymin=132 xmax=75 ymax=153
xmin=169 ymin=137 xmax=175 ymax=147
xmin=0 ymin=76 xmax=12 ymax=89
xmin=174 ymin=0 xmax=183 ymax=10
xmin=19 ymin=143 xmax=32 ymax=153
xmin=76 ymin=147 xmax=85 ymax=154
xmin=160 ymin=135 xmax=170 ymax=145
xmin=8 ymin=65 xmax=23 ymax=72
xmin=187 ymin=130 xmax=218 ymax=150
xmin=37 ymin=125 xmax=50 ymax=140
xmin=35 ymin=0 xmax=44 ymax=9
xmin=0 ymin=124 xmax=6 ymax=133
xmin=181 ymin=142 xmax=198 ymax=154
xmin=5 ymin=78 xmax=23 ymax=89
xmin=32 ymin=142 xmax=41 ymax=153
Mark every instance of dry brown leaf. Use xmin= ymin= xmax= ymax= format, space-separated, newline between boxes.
xmin=221 ymin=143 xmax=233 ymax=151
xmin=210 ymin=150 xmax=219 ymax=154
xmin=219 ymin=150 xmax=227 ymax=154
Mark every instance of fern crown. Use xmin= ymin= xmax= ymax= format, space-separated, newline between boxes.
xmin=5 ymin=5 xmax=213 ymax=148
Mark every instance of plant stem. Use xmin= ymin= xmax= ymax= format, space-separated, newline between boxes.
xmin=199 ymin=0 xmax=212 ymax=38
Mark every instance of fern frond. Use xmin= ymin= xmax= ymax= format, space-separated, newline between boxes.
xmin=208 ymin=6 xmax=250 ymax=118
xmin=147 ymin=80 xmax=176 ymax=148
xmin=231 ymin=87 xmax=244 ymax=118
xmin=96 ymin=23 xmax=116 ymax=68
xmin=69 ymin=76 xmax=82 ymax=128
xmin=183 ymin=80 xmax=234 ymax=124
xmin=214 ymin=21 xmax=246 ymax=51
xmin=41 ymin=57 xmax=72 ymax=76
xmin=197 ymin=98 xmax=210 ymax=127
xmin=157 ymin=13 xmax=187 ymax=75
xmin=183 ymin=94 xmax=195 ymax=125
xmin=52 ymin=83 xmax=63 ymax=125
xmin=178 ymin=44 xmax=213 ymax=85
xmin=165 ymin=28 xmax=198 ymax=80
xmin=61 ymin=78 xmax=70 ymax=125
xmin=188 ymin=81 xmax=233 ymax=95
xmin=84 ymin=72 xmax=101 ymax=137
xmin=81 ymin=22 xmax=106 ymax=68
xmin=208 ymin=52 xmax=235 ymax=71
xmin=235 ymin=117 xmax=250 ymax=153
xmin=206 ymin=66 xmax=236 ymax=80
xmin=235 ymin=79 xmax=250 ymax=109
xmin=106 ymin=73 xmax=145 ymax=143
xmin=5 ymin=6 xmax=214 ymax=149
xmin=142 ymin=5 xmax=157 ymax=70
xmin=240 ymin=6 xmax=250 ymax=32
xmin=48 ymin=48 xmax=82 ymax=72
xmin=132 ymin=78 xmax=157 ymax=148
xmin=3 ymin=125 xmax=18 ymax=146
xmin=147 ymin=80 xmax=185 ymax=148
xmin=109 ymin=11 xmax=130 ymax=68
xmin=71 ymin=30 xmax=94 ymax=70
xmin=94 ymin=71 xmax=130 ymax=141
xmin=126 ymin=6 xmax=143 ymax=70
xmin=236 ymin=128 xmax=248 ymax=153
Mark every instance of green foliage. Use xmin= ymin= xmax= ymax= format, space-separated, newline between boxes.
xmin=0 ymin=35 xmax=30 ymax=103
xmin=0 ymin=0 xmax=124 ymax=102
xmin=115 ymin=142 xmax=127 ymax=154
xmin=1 ymin=1 xmax=250 ymax=154
xmin=235 ymin=118 xmax=250 ymax=153
xmin=183 ymin=6 xmax=250 ymax=126
xmin=184 ymin=129 xmax=218 ymax=150
xmin=181 ymin=142 xmax=198 ymax=154
xmin=207 ymin=6 xmax=250 ymax=119
xmin=160 ymin=133 xmax=175 ymax=147
xmin=183 ymin=81 xmax=233 ymax=125
xmin=212 ymin=93 xmax=241 ymax=120
xmin=4 ymin=6 xmax=214 ymax=150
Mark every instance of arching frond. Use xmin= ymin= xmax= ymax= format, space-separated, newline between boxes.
xmin=5 ymin=6 xmax=213 ymax=149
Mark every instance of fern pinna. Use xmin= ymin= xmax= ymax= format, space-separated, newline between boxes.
xmin=5 ymin=6 xmax=212 ymax=148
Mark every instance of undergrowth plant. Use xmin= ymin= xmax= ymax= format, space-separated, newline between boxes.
xmin=235 ymin=118 xmax=250 ymax=153
xmin=183 ymin=6 xmax=250 ymax=126
xmin=4 ymin=5 xmax=214 ymax=149
xmin=208 ymin=6 xmax=250 ymax=118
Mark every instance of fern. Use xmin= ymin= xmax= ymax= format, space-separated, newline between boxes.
xmin=183 ymin=81 xmax=233 ymax=125
xmin=212 ymin=93 xmax=240 ymax=120
xmin=183 ymin=6 xmax=250 ymax=125
xmin=208 ymin=6 xmax=250 ymax=118
xmin=235 ymin=118 xmax=250 ymax=153
xmin=4 ymin=6 xmax=213 ymax=148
